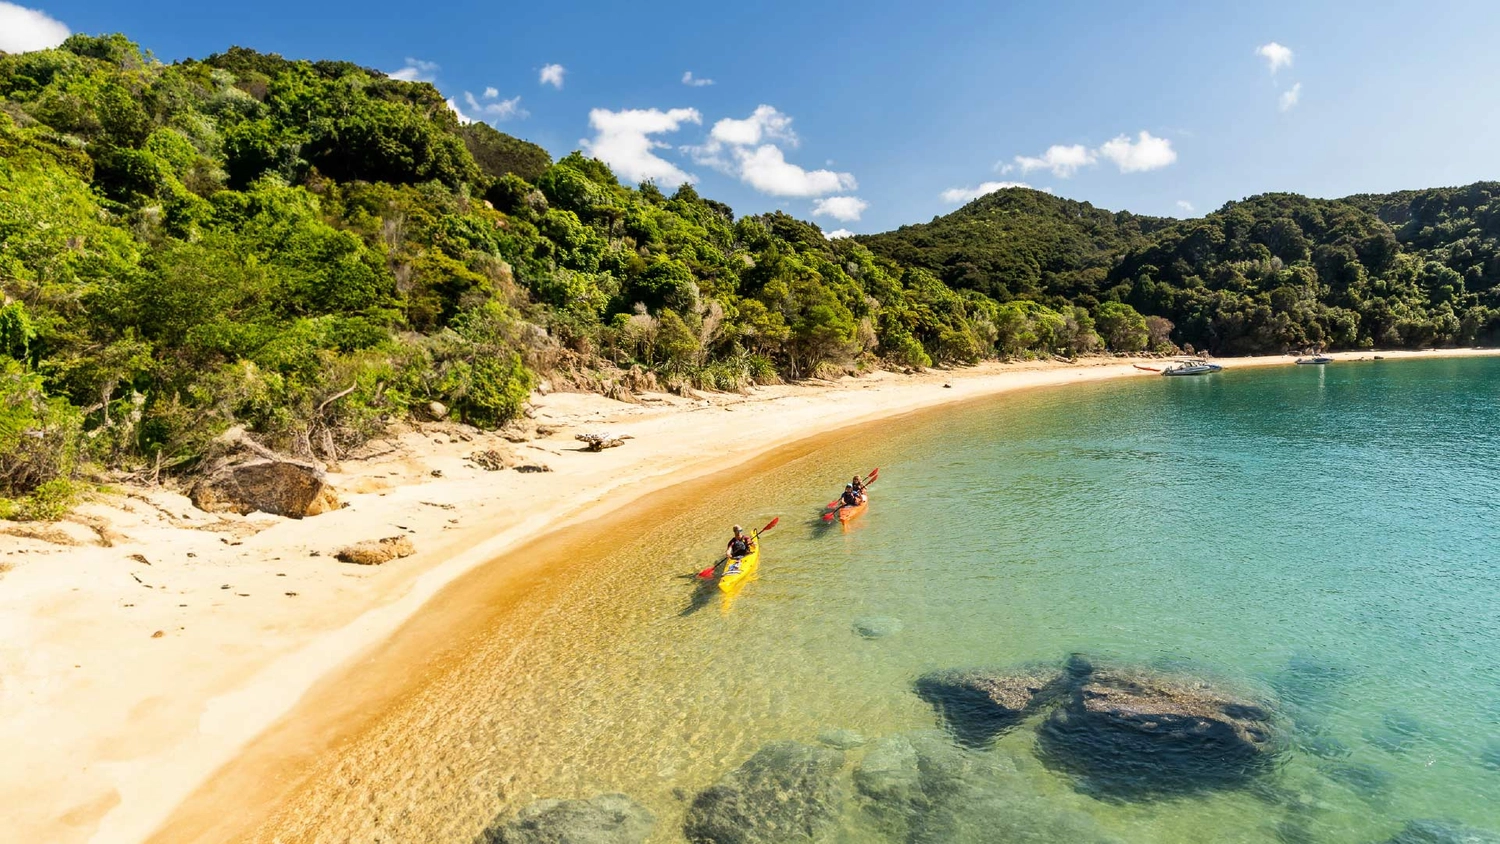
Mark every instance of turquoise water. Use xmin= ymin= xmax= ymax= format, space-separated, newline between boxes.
xmin=262 ymin=358 xmax=1500 ymax=843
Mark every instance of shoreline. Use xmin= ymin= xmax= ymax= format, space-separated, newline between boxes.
xmin=2 ymin=348 xmax=1494 ymax=843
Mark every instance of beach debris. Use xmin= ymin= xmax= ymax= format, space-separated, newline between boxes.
xmin=127 ymin=553 xmax=151 ymax=566
xmin=430 ymin=469 xmax=443 ymax=477
xmin=191 ymin=458 xmax=340 ymax=519
xmin=576 ymin=432 xmax=634 ymax=452
xmin=515 ymin=463 xmax=553 ymax=473
xmin=1377 ymin=819 xmax=1500 ymax=844
xmin=420 ymin=501 xmax=456 ymax=510
xmin=480 ymin=793 xmax=655 ymax=844
xmin=852 ymin=616 xmax=904 ymax=639
xmin=425 ymin=401 xmax=449 ymax=421
xmin=151 ymin=630 xmax=164 ymax=638
xmin=684 ymin=741 xmax=845 ymax=844
xmin=468 ymin=449 xmax=512 ymax=471
xmin=335 ymin=536 xmax=416 ymax=566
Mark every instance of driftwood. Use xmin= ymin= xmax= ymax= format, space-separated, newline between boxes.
xmin=575 ymin=432 xmax=634 ymax=452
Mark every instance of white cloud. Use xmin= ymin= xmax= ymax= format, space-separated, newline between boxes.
xmin=1256 ymin=42 xmax=1293 ymax=73
xmin=1014 ymin=144 xmax=1095 ymax=178
xmin=483 ymin=86 xmax=499 ymax=98
xmin=582 ymin=107 xmax=702 ymax=187
xmin=812 ymin=196 xmax=868 ymax=222
xmin=1176 ymin=200 xmax=1195 ymax=213
xmin=463 ymin=91 xmax=526 ymax=121
xmin=389 ymin=58 xmax=439 ymax=83
xmin=736 ymin=144 xmax=856 ymax=197
xmin=1279 ymin=82 xmax=1302 ymax=112
xmin=1097 ymin=131 xmax=1177 ymax=173
xmin=682 ymin=71 xmax=714 ymax=87
xmin=709 ymin=104 xmax=797 ymax=148
xmin=0 ymin=2 xmax=67 ymax=52
xmin=682 ymin=105 xmax=854 ymax=197
xmin=940 ymin=181 xmax=1032 ymax=204
xmin=539 ymin=63 xmax=565 ymax=89
xmin=446 ymin=98 xmax=473 ymax=124
xmin=997 ymin=163 xmax=1016 ymax=175
xmin=826 ymin=228 xmax=855 ymax=240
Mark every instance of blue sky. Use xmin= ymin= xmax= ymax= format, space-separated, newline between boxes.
xmin=5 ymin=0 xmax=1500 ymax=234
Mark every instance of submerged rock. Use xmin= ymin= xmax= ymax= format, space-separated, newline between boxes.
xmin=1323 ymin=761 xmax=1394 ymax=802
xmin=854 ymin=730 xmax=1117 ymax=844
xmin=1479 ymin=737 xmax=1500 ymax=771
xmin=479 ymin=793 xmax=655 ymax=844
xmin=1365 ymin=710 xmax=1426 ymax=754
xmin=1378 ymin=819 xmax=1500 ymax=844
xmin=683 ymin=741 xmax=846 ymax=844
xmin=1035 ymin=665 xmax=1283 ymax=800
xmin=852 ymin=616 xmax=903 ymax=639
xmin=817 ymin=728 xmax=867 ymax=750
xmin=913 ymin=661 xmax=1073 ymax=747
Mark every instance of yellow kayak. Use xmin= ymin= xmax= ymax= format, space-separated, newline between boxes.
xmin=719 ymin=540 xmax=761 ymax=594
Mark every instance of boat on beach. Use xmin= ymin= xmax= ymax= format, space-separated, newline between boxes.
xmin=1161 ymin=358 xmax=1224 ymax=376
xmin=1296 ymin=355 xmax=1335 ymax=365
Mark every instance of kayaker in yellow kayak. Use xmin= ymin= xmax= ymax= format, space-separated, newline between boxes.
xmin=725 ymin=525 xmax=756 ymax=575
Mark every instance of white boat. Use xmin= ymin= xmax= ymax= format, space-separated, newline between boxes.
xmin=1161 ymin=358 xmax=1223 ymax=376
xmin=1295 ymin=355 xmax=1334 ymax=365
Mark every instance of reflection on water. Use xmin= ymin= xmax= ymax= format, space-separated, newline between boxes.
xmin=255 ymin=359 xmax=1500 ymax=843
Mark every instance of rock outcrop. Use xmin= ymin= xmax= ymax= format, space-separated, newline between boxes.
xmin=335 ymin=536 xmax=415 ymax=565
xmin=683 ymin=741 xmax=846 ymax=844
xmin=913 ymin=661 xmax=1075 ymax=747
xmin=190 ymin=458 xmax=339 ymax=518
xmin=1036 ymin=664 xmax=1283 ymax=799
xmin=479 ymin=793 xmax=655 ymax=844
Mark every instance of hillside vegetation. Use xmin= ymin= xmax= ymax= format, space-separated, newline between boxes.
xmin=1 ymin=33 xmax=1496 ymax=513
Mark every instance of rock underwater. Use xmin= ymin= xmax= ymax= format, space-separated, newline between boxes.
xmin=683 ymin=741 xmax=846 ymax=844
xmin=478 ymin=793 xmax=655 ymax=844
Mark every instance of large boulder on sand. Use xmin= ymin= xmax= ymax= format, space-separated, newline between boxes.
xmin=683 ymin=741 xmax=846 ymax=844
xmin=479 ymin=793 xmax=655 ymax=844
xmin=1036 ymin=664 xmax=1283 ymax=799
xmin=190 ymin=458 xmax=339 ymax=518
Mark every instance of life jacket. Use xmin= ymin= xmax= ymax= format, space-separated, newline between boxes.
xmin=729 ymin=536 xmax=751 ymax=557
xmin=841 ymin=490 xmax=860 ymax=506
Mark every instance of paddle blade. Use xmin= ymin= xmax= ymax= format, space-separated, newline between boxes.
xmin=760 ymin=517 xmax=780 ymax=534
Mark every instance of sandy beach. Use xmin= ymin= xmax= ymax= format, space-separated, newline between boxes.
xmin=1 ymin=348 xmax=1494 ymax=844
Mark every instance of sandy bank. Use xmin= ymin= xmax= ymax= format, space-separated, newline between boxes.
xmin=0 ymin=348 xmax=1493 ymax=844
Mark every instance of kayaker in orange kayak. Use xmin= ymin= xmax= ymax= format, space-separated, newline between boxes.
xmin=725 ymin=525 xmax=755 ymax=574
xmin=840 ymin=484 xmax=862 ymax=507
xmin=850 ymin=475 xmax=867 ymax=502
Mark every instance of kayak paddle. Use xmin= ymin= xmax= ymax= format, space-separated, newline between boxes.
xmin=824 ymin=470 xmax=878 ymax=521
xmin=697 ymin=517 xmax=780 ymax=579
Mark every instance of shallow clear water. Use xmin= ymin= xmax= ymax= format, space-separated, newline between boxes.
xmin=260 ymin=358 xmax=1500 ymax=843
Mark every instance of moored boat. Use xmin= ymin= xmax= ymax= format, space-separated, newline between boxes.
xmin=1296 ymin=355 xmax=1334 ymax=365
xmin=1161 ymin=358 xmax=1223 ymax=376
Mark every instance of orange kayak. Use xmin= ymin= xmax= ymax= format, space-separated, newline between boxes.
xmin=838 ymin=498 xmax=868 ymax=524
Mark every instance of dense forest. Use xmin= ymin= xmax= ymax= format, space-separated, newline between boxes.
xmin=1 ymin=34 xmax=1496 ymax=515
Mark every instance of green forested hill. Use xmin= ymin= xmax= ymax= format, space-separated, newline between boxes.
xmin=0 ymin=33 xmax=1495 ymax=512
xmin=858 ymin=189 xmax=1172 ymax=303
